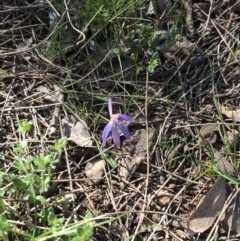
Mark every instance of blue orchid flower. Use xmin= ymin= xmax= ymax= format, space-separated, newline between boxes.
xmin=102 ymin=98 xmax=133 ymax=148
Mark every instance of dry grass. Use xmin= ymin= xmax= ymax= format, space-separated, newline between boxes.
xmin=0 ymin=0 xmax=240 ymax=240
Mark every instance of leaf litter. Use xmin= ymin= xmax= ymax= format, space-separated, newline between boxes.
xmin=220 ymin=187 xmax=240 ymax=235
xmin=62 ymin=115 xmax=92 ymax=147
xmin=185 ymin=177 xmax=226 ymax=235
xmin=85 ymin=159 xmax=106 ymax=184
xmin=221 ymin=105 xmax=240 ymax=122
xmin=1 ymin=0 xmax=240 ymax=240
xmin=185 ymin=123 xmax=239 ymax=235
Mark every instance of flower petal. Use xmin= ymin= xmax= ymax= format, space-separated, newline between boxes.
xmin=102 ymin=122 xmax=112 ymax=147
xmin=119 ymin=114 xmax=133 ymax=122
xmin=108 ymin=98 xmax=113 ymax=116
xmin=116 ymin=121 xmax=131 ymax=139
xmin=111 ymin=124 xmax=120 ymax=147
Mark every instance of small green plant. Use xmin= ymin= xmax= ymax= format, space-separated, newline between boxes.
xmin=117 ymin=24 xmax=162 ymax=74
xmin=18 ymin=120 xmax=32 ymax=139
xmin=71 ymin=212 xmax=94 ymax=241
xmin=9 ymin=121 xmax=67 ymax=198
xmin=170 ymin=25 xmax=183 ymax=42
xmin=148 ymin=52 xmax=159 ymax=73
xmin=47 ymin=207 xmax=65 ymax=233
xmin=0 ymin=120 xmax=72 ymax=239
xmin=121 ymin=24 xmax=184 ymax=74
xmin=0 ymin=215 xmax=13 ymax=241
xmin=0 ymin=120 xmax=96 ymax=240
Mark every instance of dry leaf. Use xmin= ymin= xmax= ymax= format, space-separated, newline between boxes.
xmin=161 ymin=38 xmax=195 ymax=60
xmin=147 ymin=1 xmax=155 ymax=15
xmin=118 ymin=127 xmax=155 ymax=183
xmin=221 ymin=106 xmax=240 ymax=122
xmin=227 ymin=129 xmax=239 ymax=148
xmin=186 ymin=177 xmax=226 ymax=235
xmin=119 ymin=156 xmax=143 ymax=182
xmin=85 ymin=159 xmax=106 ymax=184
xmin=37 ymin=85 xmax=61 ymax=102
xmin=198 ymin=124 xmax=218 ymax=144
xmin=62 ymin=115 xmax=92 ymax=147
xmin=214 ymin=150 xmax=235 ymax=176
xmin=221 ymin=191 xmax=240 ymax=234
xmin=154 ymin=189 xmax=172 ymax=206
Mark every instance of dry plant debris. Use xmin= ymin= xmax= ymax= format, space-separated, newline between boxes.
xmin=221 ymin=189 xmax=240 ymax=234
xmin=186 ymin=123 xmax=239 ymax=236
xmin=186 ymin=177 xmax=227 ymax=235
xmin=85 ymin=159 xmax=106 ymax=184
xmin=118 ymin=127 xmax=155 ymax=182
xmin=198 ymin=124 xmax=219 ymax=144
xmin=214 ymin=150 xmax=235 ymax=176
xmin=62 ymin=115 xmax=92 ymax=147
xmin=0 ymin=0 xmax=240 ymax=240
xmin=221 ymin=105 xmax=240 ymax=122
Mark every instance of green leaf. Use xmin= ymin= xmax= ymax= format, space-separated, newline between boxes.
xmin=112 ymin=48 xmax=121 ymax=55
xmin=153 ymin=30 xmax=162 ymax=36
xmin=152 ymin=52 xmax=159 ymax=60
xmin=44 ymin=176 xmax=51 ymax=186
xmin=72 ymin=237 xmax=85 ymax=241
xmin=107 ymin=157 xmax=117 ymax=168
xmin=175 ymin=34 xmax=183 ymax=42
xmin=147 ymin=49 xmax=154 ymax=55
xmin=102 ymin=153 xmax=116 ymax=168
xmin=49 ymin=137 xmax=67 ymax=151
xmin=0 ymin=215 xmax=11 ymax=235
xmin=11 ymin=177 xmax=26 ymax=191
xmin=36 ymin=195 xmax=47 ymax=204
xmin=14 ymin=141 xmax=28 ymax=155
xmin=34 ymin=155 xmax=45 ymax=169
xmin=148 ymin=64 xmax=155 ymax=73
xmin=23 ymin=190 xmax=35 ymax=202
xmin=148 ymin=52 xmax=159 ymax=73
xmin=43 ymin=154 xmax=53 ymax=166
xmin=0 ymin=196 xmax=6 ymax=213
xmin=48 ymin=212 xmax=57 ymax=226
xmin=76 ymin=221 xmax=94 ymax=241
xmin=170 ymin=25 xmax=179 ymax=38
xmin=24 ymin=173 xmax=41 ymax=185
xmin=0 ymin=173 xmax=3 ymax=187
xmin=18 ymin=120 xmax=32 ymax=135
xmin=84 ymin=212 xmax=93 ymax=220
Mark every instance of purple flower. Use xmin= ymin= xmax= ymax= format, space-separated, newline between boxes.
xmin=102 ymin=98 xmax=133 ymax=147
